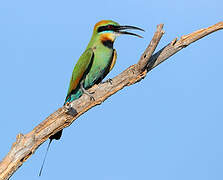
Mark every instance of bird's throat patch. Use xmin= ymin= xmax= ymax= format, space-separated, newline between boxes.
xmin=100 ymin=33 xmax=116 ymax=42
xmin=102 ymin=40 xmax=113 ymax=48
xmin=100 ymin=33 xmax=115 ymax=48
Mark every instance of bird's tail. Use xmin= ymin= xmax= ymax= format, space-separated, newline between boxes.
xmin=38 ymin=139 xmax=53 ymax=176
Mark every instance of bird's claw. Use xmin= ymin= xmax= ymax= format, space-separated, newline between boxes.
xmin=104 ymin=78 xmax=113 ymax=85
xmin=88 ymin=91 xmax=95 ymax=95
xmin=84 ymin=92 xmax=95 ymax=101
xmin=89 ymin=96 xmax=95 ymax=101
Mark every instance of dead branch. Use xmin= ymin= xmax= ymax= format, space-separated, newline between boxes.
xmin=0 ymin=21 xmax=222 ymax=180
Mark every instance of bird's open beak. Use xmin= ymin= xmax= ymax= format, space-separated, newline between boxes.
xmin=114 ymin=25 xmax=144 ymax=38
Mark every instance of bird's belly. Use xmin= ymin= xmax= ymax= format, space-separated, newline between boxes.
xmin=84 ymin=51 xmax=112 ymax=88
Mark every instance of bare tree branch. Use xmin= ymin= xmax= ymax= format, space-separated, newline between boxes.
xmin=0 ymin=21 xmax=222 ymax=180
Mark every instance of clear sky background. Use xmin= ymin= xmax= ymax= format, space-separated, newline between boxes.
xmin=0 ymin=0 xmax=222 ymax=180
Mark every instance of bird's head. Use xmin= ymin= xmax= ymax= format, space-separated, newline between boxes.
xmin=91 ymin=20 xmax=144 ymax=47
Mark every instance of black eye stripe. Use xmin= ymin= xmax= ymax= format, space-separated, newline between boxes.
xmin=98 ymin=25 xmax=115 ymax=33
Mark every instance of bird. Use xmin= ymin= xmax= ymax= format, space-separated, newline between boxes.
xmin=39 ymin=20 xmax=144 ymax=176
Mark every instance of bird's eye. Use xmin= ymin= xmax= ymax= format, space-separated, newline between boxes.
xmin=107 ymin=25 xmax=113 ymax=29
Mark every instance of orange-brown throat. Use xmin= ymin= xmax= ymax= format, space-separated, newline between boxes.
xmin=100 ymin=33 xmax=116 ymax=42
xmin=100 ymin=33 xmax=114 ymax=49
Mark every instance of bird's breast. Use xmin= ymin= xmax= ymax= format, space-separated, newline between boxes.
xmin=84 ymin=48 xmax=113 ymax=87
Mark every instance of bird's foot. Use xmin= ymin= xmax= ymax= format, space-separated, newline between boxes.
xmin=104 ymin=78 xmax=113 ymax=85
xmin=84 ymin=91 xmax=95 ymax=101
xmin=80 ymin=81 xmax=95 ymax=101
xmin=83 ymin=90 xmax=95 ymax=101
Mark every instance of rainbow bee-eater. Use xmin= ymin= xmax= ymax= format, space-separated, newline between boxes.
xmin=39 ymin=20 xmax=144 ymax=176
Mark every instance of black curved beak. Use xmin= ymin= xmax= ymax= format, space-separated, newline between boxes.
xmin=114 ymin=25 xmax=144 ymax=38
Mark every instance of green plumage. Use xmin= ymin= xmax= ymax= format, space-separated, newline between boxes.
xmin=65 ymin=20 xmax=119 ymax=103
xmin=65 ymin=41 xmax=115 ymax=103
xmin=50 ymin=20 xmax=119 ymax=140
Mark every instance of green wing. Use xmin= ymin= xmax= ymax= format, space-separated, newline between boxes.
xmin=66 ymin=48 xmax=94 ymax=101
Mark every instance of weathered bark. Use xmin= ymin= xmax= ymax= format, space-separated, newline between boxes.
xmin=0 ymin=21 xmax=222 ymax=180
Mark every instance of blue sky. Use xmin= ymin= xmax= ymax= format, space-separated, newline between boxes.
xmin=0 ymin=0 xmax=222 ymax=180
